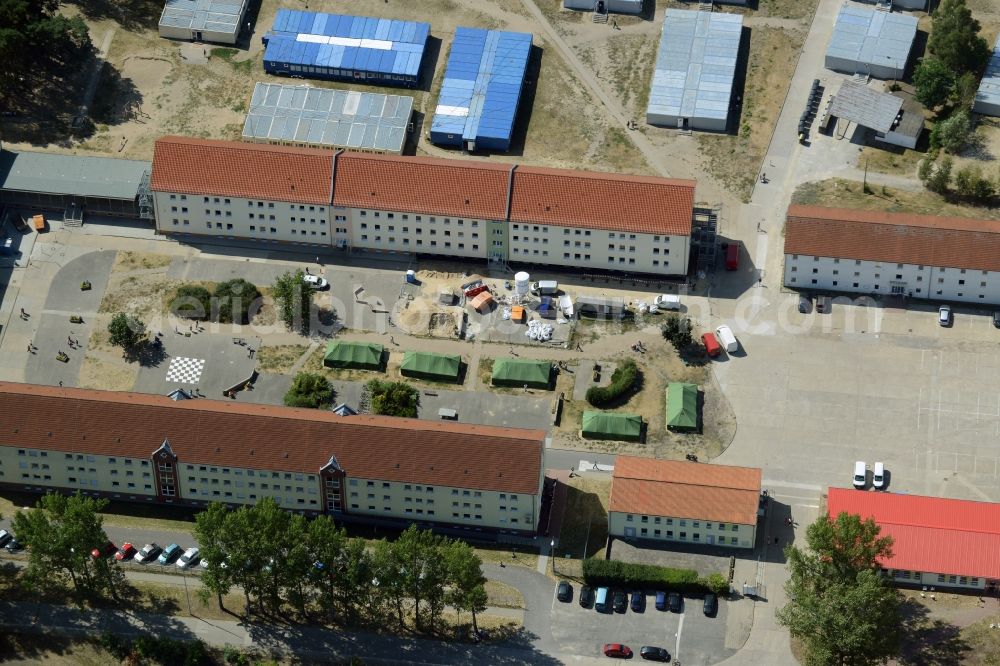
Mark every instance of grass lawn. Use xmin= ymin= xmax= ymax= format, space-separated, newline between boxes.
xmin=792 ymin=178 xmax=1000 ymax=220
xmin=256 ymin=344 xmax=310 ymax=374
xmin=484 ymin=580 xmax=525 ymax=609
xmin=557 ymin=477 xmax=611 ymax=562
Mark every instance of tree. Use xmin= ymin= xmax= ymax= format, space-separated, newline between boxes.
xmin=927 ymin=0 xmax=990 ymax=74
xmin=954 ymin=164 xmax=979 ymax=197
xmin=366 ymin=379 xmax=419 ymax=417
xmin=271 ymin=270 xmax=312 ymax=332
xmin=973 ymin=172 xmax=995 ymax=201
xmin=661 ymin=314 xmax=694 ymax=351
xmin=172 ymin=284 xmax=212 ymax=320
xmin=912 ymin=58 xmax=954 ymax=109
xmin=13 ymin=493 xmax=116 ymax=601
xmin=917 ymin=154 xmax=935 ymax=183
xmin=952 ymin=71 xmax=979 ymax=108
xmin=444 ymin=540 xmax=488 ymax=637
xmin=932 ymin=110 xmax=972 ymax=154
xmin=0 ymin=1 xmax=91 ymax=96
xmin=284 ymin=372 xmax=334 ymax=409
xmin=777 ymin=512 xmax=900 ymax=666
xmin=213 ymin=278 xmax=262 ymax=325
xmin=306 ymin=517 xmax=349 ymax=622
xmin=925 ymin=156 xmax=953 ymax=194
xmin=107 ymin=312 xmax=145 ymax=351
xmin=193 ymin=502 xmax=234 ymax=609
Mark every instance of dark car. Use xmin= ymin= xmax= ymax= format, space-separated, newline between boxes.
xmin=668 ymin=592 xmax=682 ymax=613
xmin=703 ymin=593 xmax=718 ymax=616
xmin=655 ymin=590 xmax=667 ymax=611
xmin=603 ymin=643 xmax=633 ymax=659
xmin=613 ymin=589 xmax=628 ymax=613
xmin=557 ymin=580 xmax=573 ymax=602
xmin=640 ymin=646 xmax=671 ymax=662
xmin=0 ymin=530 xmax=12 ymax=549
xmin=816 ymin=294 xmax=831 ymax=313
xmin=630 ymin=590 xmax=644 ymax=612
xmin=4 ymin=537 xmax=23 ymax=553
xmin=993 ymin=311 xmax=1000 ymax=328
xmin=798 ymin=294 xmax=812 ymax=313
xmin=580 ymin=585 xmax=594 ymax=608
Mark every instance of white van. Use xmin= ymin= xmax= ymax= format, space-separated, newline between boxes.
xmin=872 ymin=462 xmax=885 ymax=489
xmin=715 ymin=325 xmax=739 ymax=353
xmin=853 ymin=461 xmax=867 ymax=489
xmin=654 ymin=294 xmax=681 ymax=310
xmin=531 ymin=280 xmax=559 ymax=295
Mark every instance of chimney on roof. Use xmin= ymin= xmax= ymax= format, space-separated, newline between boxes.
xmin=465 ymin=199 xmax=470 ymax=204
xmin=250 ymin=449 xmax=255 ymax=455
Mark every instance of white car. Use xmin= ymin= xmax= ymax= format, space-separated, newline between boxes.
xmin=134 ymin=543 xmax=161 ymax=564
xmin=303 ymin=274 xmax=328 ymax=289
xmin=177 ymin=547 xmax=200 ymax=569
xmin=938 ymin=305 xmax=951 ymax=326
xmin=853 ymin=461 xmax=867 ymax=489
xmin=872 ymin=462 xmax=886 ymax=489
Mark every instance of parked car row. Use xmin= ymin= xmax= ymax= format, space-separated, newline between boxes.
xmin=103 ymin=541 xmax=204 ymax=569
xmin=558 ymin=580 xmax=717 ymax=617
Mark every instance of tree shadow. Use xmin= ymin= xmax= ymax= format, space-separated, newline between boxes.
xmin=70 ymin=0 xmax=165 ymax=31
xmin=89 ymin=62 xmax=144 ymax=128
xmin=896 ymin=597 xmax=972 ymax=665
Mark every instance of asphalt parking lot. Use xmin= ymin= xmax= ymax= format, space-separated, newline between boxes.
xmin=714 ymin=293 xmax=1000 ymax=504
xmin=548 ymin=582 xmax=734 ymax=665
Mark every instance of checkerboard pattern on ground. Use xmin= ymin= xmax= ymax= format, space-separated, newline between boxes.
xmin=165 ymin=357 xmax=205 ymax=384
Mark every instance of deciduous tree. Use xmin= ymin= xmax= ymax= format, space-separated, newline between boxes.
xmin=366 ymin=379 xmax=419 ymax=417
xmin=777 ymin=512 xmax=900 ymax=666
xmin=927 ymin=0 xmax=990 ymax=74
xmin=284 ymin=372 xmax=334 ymax=409
xmin=271 ymin=270 xmax=312 ymax=332
xmin=913 ymin=57 xmax=954 ymax=109
xmin=107 ymin=312 xmax=145 ymax=351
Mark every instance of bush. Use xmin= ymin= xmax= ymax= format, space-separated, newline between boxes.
xmin=367 ymin=379 xmax=420 ymax=418
xmin=703 ymin=572 xmax=730 ymax=596
xmin=213 ymin=278 xmax=262 ymax=325
xmin=172 ymin=284 xmax=213 ymax=320
xmin=586 ymin=359 xmax=639 ymax=407
xmin=582 ymin=558 xmax=713 ymax=594
xmin=284 ymin=372 xmax=334 ymax=409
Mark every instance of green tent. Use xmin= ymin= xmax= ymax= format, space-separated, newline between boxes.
xmin=581 ymin=411 xmax=643 ymax=442
xmin=400 ymin=351 xmax=462 ymax=383
xmin=491 ymin=358 xmax=552 ymax=389
xmin=666 ymin=382 xmax=699 ymax=430
xmin=323 ymin=341 xmax=384 ymax=370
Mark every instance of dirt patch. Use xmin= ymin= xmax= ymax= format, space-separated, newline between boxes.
xmin=859 ymin=144 xmax=925 ymax=178
xmin=257 ymin=344 xmax=310 ymax=374
xmin=793 ymin=178 xmax=1000 ymax=220
xmin=77 ymin=353 xmax=138 ymax=392
xmin=111 ymin=250 xmax=173 ymax=272
xmin=698 ymin=26 xmax=807 ymax=202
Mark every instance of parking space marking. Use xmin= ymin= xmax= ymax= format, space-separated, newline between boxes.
xmin=675 ymin=611 xmax=685 ymax=662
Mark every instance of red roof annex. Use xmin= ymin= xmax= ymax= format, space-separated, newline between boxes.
xmin=827 ymin=487 xmax=1000 ymax=580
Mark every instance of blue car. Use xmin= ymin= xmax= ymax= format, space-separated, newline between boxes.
xmin=158 ymin=543 xmax=181 ymax=565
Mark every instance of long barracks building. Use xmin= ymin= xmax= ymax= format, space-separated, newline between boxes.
xmin=0 ymin=383 xmax=547 ymax=536
xmin=150 ymin=136 xmax=696 ymax=276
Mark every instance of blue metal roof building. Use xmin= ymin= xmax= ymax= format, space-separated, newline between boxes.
xmin=430 ymin=27 xmax=532 ymax=152
xmin=262 ymin=9 xmax=429 ymax=88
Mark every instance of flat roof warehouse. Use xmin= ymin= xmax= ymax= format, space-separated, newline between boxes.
xmin=242 ymin=82 xmax=414 ymax=154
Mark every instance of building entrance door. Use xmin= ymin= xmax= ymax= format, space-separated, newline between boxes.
xmin=707 ymin=535 xmax=715 ymax=545
xmin=624 ymin=527 xmax=635 ymax=538
xmin=890 ymin=282 xmax=906 ymax=295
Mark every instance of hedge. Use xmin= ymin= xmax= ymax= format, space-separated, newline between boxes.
xmin=586 ymin=359 xmax=640 ymax=407
xmin=582 ymin=558 xmax=728 ymax=596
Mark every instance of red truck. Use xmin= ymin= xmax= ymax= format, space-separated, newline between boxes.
xmin=725 ymin=243 xmax=740 ymax=271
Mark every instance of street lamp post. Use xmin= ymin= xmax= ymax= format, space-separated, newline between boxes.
xmin=550 ymin=539 xmax=556 ymax=575
xmin=182 ymin=568 xmax=192 ymax=615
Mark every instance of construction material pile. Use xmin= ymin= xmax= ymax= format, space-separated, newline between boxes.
xmin=525 ymin=319 xmax=554 ymax=341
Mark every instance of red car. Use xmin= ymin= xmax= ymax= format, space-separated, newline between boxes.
xmin=603 ymin=644 xmax=633 ymax=658
xmin=114 ymin=543 xmax=137 ymax=561
xmin=91 ymin=541 xmax=116 ymax=559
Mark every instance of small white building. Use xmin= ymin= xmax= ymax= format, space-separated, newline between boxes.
xmin=608 ymin=456 xmax=761 ymax=549
xmin=974 ymin=35 xmax=1000 ymax=117
xmin=158 ymin=0 xmax=250 ymax=45
xmin=783 ymin=204 xmax=1000 ymax=305
xmin=825 ymin=6 xmax=917 ymax=80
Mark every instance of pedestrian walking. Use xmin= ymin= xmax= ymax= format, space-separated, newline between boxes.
xmin=58 ymin=381 xmax=63 ymax=387
xmin=19 ymin=308 xmax=26 ymax=319
xmin=67 ymin=336 xmax=73 ymax=347
xmin=26 ymin=343 xmax=32 ymax=353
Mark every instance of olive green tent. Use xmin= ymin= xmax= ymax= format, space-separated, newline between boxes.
xmin=581 ymin=411 xmax=643 ymax=442
xmin=400 ymin=351 xmax=462 ymax=383
xmin=491 ymin=358 xmax=552 ymax=389
xmin=323 ymin=341 xmax=384 ymax=370
xmin=666 ymin=382 xmax=699 ymax=430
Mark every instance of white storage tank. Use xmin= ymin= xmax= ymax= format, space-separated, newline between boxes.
xmin=514 ymin=271 xmax=531 ymax=297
